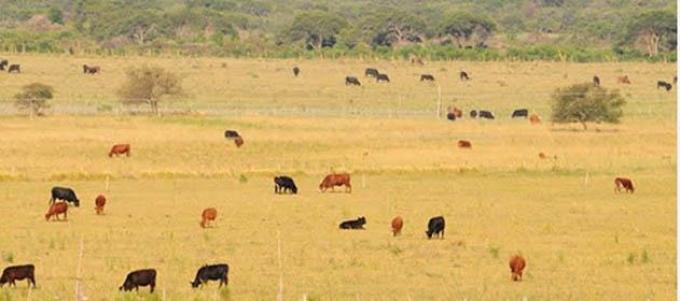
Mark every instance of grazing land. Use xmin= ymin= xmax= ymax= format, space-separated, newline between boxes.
xmin=0 ymin=54 xmax=675 ymax=300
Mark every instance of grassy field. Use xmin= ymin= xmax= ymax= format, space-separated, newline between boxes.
xmin=0 ymin=54 xmax=675 ymax=300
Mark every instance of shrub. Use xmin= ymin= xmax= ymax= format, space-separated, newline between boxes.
xmin=551 ymin=83 xmax=626 ymax=130
xmin=14 ymin=82 xmax=54 ymax=116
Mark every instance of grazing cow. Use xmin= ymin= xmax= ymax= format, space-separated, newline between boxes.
xmin=376 ymin=73 xmax=390 ymax=83
xmin=339 ymin=216 xmax=366 ymax=229
xmin=470 ymin=110 xmax=478 ymax=118
xmin=420 ymin=74 xmax=435 ymax=82
xmin=479 ymin=110 xmax=495 ymax=119
xmin=529 ymin=114 xmax=541 ymax=124
xmin=190 ymin=264 xmax=229 ymax=288
xmin=45 ymin=202 xmax=68 ymax=221
xmin=459 ymin=71 xmax=470 ymax=81
xmin=0 ymin=59 xmax=7 ymax=70
xmin=509 ymin=255 xmax=526 ymax=281
xmin=50 ymin=186 xmax=80 ymax=207
xmin=0 ymin=265 xmax=36 ymax=288
xmin=274 ymin=176 xmax=297 ymax=194
xmin=617 ymin=75 xmax=631 ymax=84
xmin=292 ymin=66 xmax=300 ymax=77
xmin=319 ymin=173 xmax=352 ymax=193
xmin=234 ymin=136 xmax=244 ymax=148
xmin=511 ymin=109 xmax=528 ymax=118
xmin=83 ymin=65 xmax=100 ymax=74
xmin=391 ymin=216 xmax=403 ymax=236
xmin=345 ymin=76 xmax=361 ymax=86
xmin=7 ymin=64 xmax=20 ymax=73
xmin=446 ymin=107 xmax=462 ymax=121
xmin=457 ymin=140 xmax=471 ymax=148
xmin=119 ymin=269 xmax=156 ymax=293
xmin=614 ymin=177 xmax=634 ymax=193
xmin=365 ymin=68 xmax=379 ymax=78
xmin=95 ymin=194 xmax=106 ymax=215
xmin=224 ymin=130 xmax=240 ymax=139
xmin=446 ymin=112 xmax=457 ymax=121
xmin=426 ymin=216 xmax=445 ymax=239
xmin=109 ymin=144 xmax=130 ymax=157
xmin=200 ymin=208 xmax=217 ymax=228
xmin=657 ymin=81 xmax=672 ymax=91
xmin=593 ymin=75 xmax=600 ymax=87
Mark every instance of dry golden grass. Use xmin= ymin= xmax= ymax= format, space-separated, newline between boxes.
xmin=0 ymin=54 xmax=675 ymax=300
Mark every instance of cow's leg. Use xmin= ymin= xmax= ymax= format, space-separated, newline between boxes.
xmin=63 ymin=210 xmax=68 ymax=221
xmin=346 ymin=183 xmax=352 ymax=193
xmin=150 ymin=281 xmax=155 ymax=293
xmin=29 ymin=275 xmax=36 ymax=287
xmin=441 ymin=229 xmax=445 ymax=239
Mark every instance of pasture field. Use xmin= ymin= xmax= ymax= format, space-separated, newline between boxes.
xmin=0 ymin=55 xmax=675 ymax=300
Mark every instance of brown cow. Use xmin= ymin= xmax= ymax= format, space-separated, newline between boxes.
xmin=319 ymin=173 xmax=351 ymax=193
xmin=458 ymin=140 xmax=472 ymax=148
xmin=109 ymin=144 xmax=130 ymax=157
xmin=509 ymin=255 xmax=526 ymax=281
xmin=617 ymin=75 xmax=631 ymax=84
xmin=614 ymin=177 xmax=634 ymax=193
xmin=95 ymin=194 xmax=106 ymax=215
xmin=529 ymin=114 xmax=541 ymax=124
xmin=201 ymin=208 xmax=217 ymax=228
xmin=83 ymin=65 xmax=100 ymax=74
xmin=45 ymin=202 xmax=68 ymax=221
xmin=391 ymin=216 xmax=403 ymax=237
xmin=234 ymin=136 xmax=244 ymax=148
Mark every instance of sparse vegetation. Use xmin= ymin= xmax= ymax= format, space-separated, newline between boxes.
xmin=13 ymin=82 xmax=53 ymax=116
xmin=551 ymin=83 xmax=626 ymax=130
xmin=117 ymin=66 xmax=184 ymax=115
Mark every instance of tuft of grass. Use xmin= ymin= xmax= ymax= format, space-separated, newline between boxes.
xmin=627 ymin=253 xmax=636 ymax=265
xmin=641 ymin=250 xmax=650 ymax=264
xmin=389 ymin=245 xmax=403 ymax=256
xmin=239 ymin=174 xmax=248 ymax=183
xmin=488 ymin=246 xmax=500 ymax=259
xmin=220 ymin=287 xmax=231 ymax=300
xmin=2 ymin=252 xmax=14 ymax=263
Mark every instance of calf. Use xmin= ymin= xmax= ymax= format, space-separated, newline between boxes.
xmin=7 ymin=64 xmax=20 ymax=73
xmin=479 ymin=110 xmax=494 ymax=119
xmin=529 ymin=114 xmax=541 ymax=124
xmin=95 ymin=194 xmax=106 ymax=215
xmin=426 ymin=216 xmax=445 ymax=239
xmin=657 ymin=81 xmax=672 ymax=91
xmin=191 ymin=264 xmax=229 ymax=288
xmin=593 ymin=75 xmax=600 ymax=87
xmin=457 ymin=140 xmax=471 ymax=148
xmin=509 ymin=255 xmax=526 ymax=281
xmin=420 ymin=74 xmax=435 ymax=82
xmin=459 ymin=71 xmax=470 ymax=81
xmin=45 ymin=202 xmax=68 ymax=221
xmin=614 ymin=177 xmax=634 ymax=193
xmin=119 ymin=269 xmax=156 ymax=293
xmin=511 ymin=109 xmax=528 ymax=118
xmin=0 ymin=265 xmax=36 ymax=288
xmin=365 ymin=68 xmax=379 ymax=78
xmin=617 ymin=75 xmax=631 ymax=84
xmin=391 ymin=216 xmax=403 ymax=236
xmin=201 ymin=208 xmax=217 ymax=228
xmin=274 ymin=176 xmax=297 ymax=194
xmin=376 ymin=73 xmax=390 ymax=83
xmin=50 ymin=186 xmax=80 ymax=207
xmin=83 ymin=65 xmax=100 ymax=74
xmin=319 ymin=173 xmax=351 ymax=193
xmin=292 ymin=66 xmax=300 ymax=77
xmin=345 ymin=76 xmax=361 ymax=86
xmin=339 ymin=216 xmax=366 ymax=229
xmin=109 ymin=144 xmax=130 ymax=157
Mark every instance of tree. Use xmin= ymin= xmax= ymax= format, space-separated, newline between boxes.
xmin=48 ymin=8 xmax=64 ymax=25
xmin=360 ymin=10 xmax=428 ymax=47
xmin=439 ymin=12 xmax=496 ymax=48
xmin=117 ymin=66 xmax=184 ymax=115
xmin=286 ymin=11 xmax=348 ymax=50
xmin=14 ymin=83 xmax=53 ymax=117
xmin=625 ymin=10 xmax=676 ymax=56
xmin=551 ymin=83 xmax=626 ymax=130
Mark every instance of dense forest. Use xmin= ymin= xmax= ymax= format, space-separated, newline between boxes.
xmin=0 ymin=0 xmax=676 ymax=61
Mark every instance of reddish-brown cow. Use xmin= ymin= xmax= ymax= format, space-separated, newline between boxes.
xmin=109 ymin=144 xmax=130 ymax=157
xmin=458 ymin=140 xmax=472 ymax=148
xmin=319 ymin=173 xmax=352 ymax=193
xmin=617 ymin=75 xmax=631 ymax=84
xmin=614 ymin=177 xmax=634 ymax=193
xmin=234 ymin=137 xmax=244 ymax=148
xmin=529 ymin=114 xmax=541 ymax=124
xmin=509 ymin=255 xmax=526 ymax=281
xmin=201 ymin=208 xmax=217 ymax=228
xmin=45 ymin=202 xmax=68 ymax=221
xmin=95 ymin=194 xmax=106 ymax=215
xmin=391 ymin=216 xmax=403 ymax=237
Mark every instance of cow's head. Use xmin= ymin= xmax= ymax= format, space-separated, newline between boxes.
xmin=425 ymin=230 xmax=433 ymax=239
xmin=190 ymin=280 xmax=201 ymax=288
xmin=74 ymin=199 xmax=80 ymax=207
xmin=291 ymin=185 xmax=298 ymax=194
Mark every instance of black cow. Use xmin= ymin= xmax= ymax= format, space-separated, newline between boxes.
xmin=119 ymin=269 xmax=156 ymax=293
xmin=426 ymin=216 xmax=445 ymax=239
xmin=0 ymin=59 xmax=7 ymax=71
xmin=274 ymin=176 xmax=297 ymax=194
xmin=420 ymin=74 xmax=435 ymax=82
xmin=593 ymin=75 xmax=600 ymax=87
xmin=657 ymin=81 xmax=672 ymax=91
xmin=511 ymin=109 xmax=528 ymax=118
xmin=345 ymin=76 xmax=361 ymax=86
xmin=224 ymin=130 xmax=240 ymax=139
xmin=365 ymin=68 xmax=379 ymax=78
xmin=459 ymin=71 xmax=470 ymax=81
xmin=446 ymin=112 xmax=456 ymax=121
xmin=0 ymin=265 xmax=36 ymax=288
xmin=292 ymin=66 xmax=300 ymax=77
xmin=376 ymin=73 xmax=390 ymax=83
xmin=50 ymin=186 xmax=80 ymax=207
xmin=339 ymin=216 xmax=366 ymax=229
xmin=470 ymin=110 xmax=478 ymax=118
xmin=479 ymin=110 xmax=495 ymax=119
xmin=7 ymin=64 xmax=20 ymax=73
xmin=191 ymin=264 xmax=229 ymax=288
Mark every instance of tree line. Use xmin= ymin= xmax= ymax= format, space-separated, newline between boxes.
xmin=0 ymin=0 xmax=675 ymax=62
